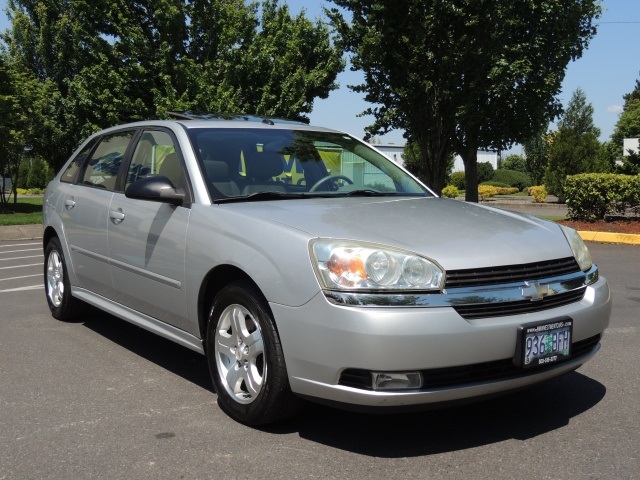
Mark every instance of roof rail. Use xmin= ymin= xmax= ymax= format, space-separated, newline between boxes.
xmin=166 ymin=111 xmax=310 ymax=125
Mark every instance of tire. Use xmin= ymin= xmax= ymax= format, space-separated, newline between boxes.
xmin=206 ymin=280 xmax=301 ymax=426
xmin=44 ymin=237 xmax=88 ymax=321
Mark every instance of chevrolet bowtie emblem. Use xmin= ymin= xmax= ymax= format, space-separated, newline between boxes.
xmin=522 ymin=281 xmax=552 ymax=302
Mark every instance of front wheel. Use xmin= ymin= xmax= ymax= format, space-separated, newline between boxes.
xmin=206 ymin=280 xmax=301 ymax=425
xmin=44 ymin=237 xmax=88 ymax=321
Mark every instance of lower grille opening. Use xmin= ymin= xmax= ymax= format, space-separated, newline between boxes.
xmin=338 ymin=333 xmax=602 ymax=391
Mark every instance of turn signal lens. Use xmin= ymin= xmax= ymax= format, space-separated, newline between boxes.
xmin=311 ymin=240 xmax=444 ymax=291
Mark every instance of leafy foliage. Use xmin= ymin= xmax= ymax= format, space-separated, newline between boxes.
xmin=523 ymin=131 xmax=551 ymax=186
xmin=2 ymin=0 xmax=344 ymax=171
xmin=529 ymin=185 xmax=548 ymax=203
xmin=449 ymin=171 xmax=466 ymax=191
xmin=477 ymin=162 xmax=494 ymax=184
xmin=564 ymin=174 xmax=640 ymax=220
xmin=329 ymin=0 xmax=601 ymax=202
xmin=499 ymin=154 xmax=527 ymax=173
xmin=440 ymin=185 xmax=459 ymax=198
xmin=492 ymin=169 xmax=532 ymax=191
xmin=545 ymin=89 xmax=609 ymax=201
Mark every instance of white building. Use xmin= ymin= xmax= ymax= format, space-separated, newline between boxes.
xmin=372 ymin=143 xmax=500 ymax=172
xmin=623 ymin=138 xmax=639 ymax=156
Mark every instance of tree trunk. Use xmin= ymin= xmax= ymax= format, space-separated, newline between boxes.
xmin=462 ymin=147 xmax=479 ymax=203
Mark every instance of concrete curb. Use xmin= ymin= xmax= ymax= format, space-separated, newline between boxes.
xmin=578 ymin=231 xmax=640 ymax=246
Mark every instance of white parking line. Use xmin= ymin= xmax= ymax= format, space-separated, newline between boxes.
xmin=0 ymin=248 xmax=42 ymax=254
xmin=0 ymin=274 xmax=41 ymax=282
xmin=0 ymin=263 xmax=43 ymax=270
xmin=0 ymin=243 xmax=41 ymax=248
xmin=0 ymin=285 xmax=43 ymax=293
xmin=0 ymin=255 xmax=44 ymax=262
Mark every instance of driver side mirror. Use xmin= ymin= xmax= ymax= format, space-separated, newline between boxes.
xmin=125 ymin=175 xmax=185 ymax=206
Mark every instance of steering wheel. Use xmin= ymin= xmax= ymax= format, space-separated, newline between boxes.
xmin=309 ymin=174 xmax=354 ymax=192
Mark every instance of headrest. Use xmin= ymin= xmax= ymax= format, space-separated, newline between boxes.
xmin=245 ymin=150 xmax=284 ymax=179
xmin=203 ymin=160 xmax=229 ymax=181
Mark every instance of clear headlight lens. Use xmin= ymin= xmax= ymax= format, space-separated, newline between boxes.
xmin=560 ymin=225 xmax=593 ymax=271
xmin=310 ymin=240 xmax=444 ymax=291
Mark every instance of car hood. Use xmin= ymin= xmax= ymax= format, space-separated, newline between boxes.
xmin=221 ymin=197 xmax=574 ymax=270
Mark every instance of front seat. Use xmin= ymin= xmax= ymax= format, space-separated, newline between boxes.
xmin=241 ymin=150 xmax=286 ymax=195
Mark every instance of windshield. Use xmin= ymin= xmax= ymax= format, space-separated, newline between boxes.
xmin=187 ymin=128 xmax=431 ymax=201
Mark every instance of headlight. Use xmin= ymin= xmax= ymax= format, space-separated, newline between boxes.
xmin=310 ymin=240 xmax=444 ymax=291
xmin=560 ymin=225 xmax=593 ymax=271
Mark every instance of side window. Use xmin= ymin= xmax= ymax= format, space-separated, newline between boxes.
xmin=126 ymin=130 xmax=183 ymax=190
xmin=60 ymin=138 xmax=98 ymax=184
xmin=81 ymin=131 xmax=134 ymax=190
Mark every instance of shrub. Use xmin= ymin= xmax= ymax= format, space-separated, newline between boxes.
xmin=496 ymin=187 xmax=519 ymax=195
xmin=564 ymin=174 xmax=640 ymax=220
xmin=529 ymin=185 xmax=547 ymax=203
xmin=441 ymin=185 xmax=459 ymax=198
xmin=492 ymin=169 xmax=532 ymax=191
xmin=450 ymin=171 xmax=465 ymax=190
xmin=478 ymin=185 xmax=498 ymax=201
xmin=480 ymin=181 xmax=510 ymax=188
xmin=16 ymin=188 xmax=28 ymax=195
xmin=477 ymin=162 xmax=494 ymax=183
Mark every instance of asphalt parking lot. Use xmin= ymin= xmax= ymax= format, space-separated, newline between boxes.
xmin=0 ymin=240 xmax=638 ymax=480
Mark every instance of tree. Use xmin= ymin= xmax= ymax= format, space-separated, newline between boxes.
xmin=499 ymin=154 xmax=527 ymax=173
xmin=0 ymin=54 xmax=40 ymax=208
xmin=3 ymin=0 xmax=344 ymax=172
xmin=523 ymin=131 xmax=551 ymax=186
xmin=403 ymin=140 xmax=454 ymax=186
xmin=545 ymin=89 xmax=609 ymax=201
xmin=328 ymin=0 xmax=601 ymax=201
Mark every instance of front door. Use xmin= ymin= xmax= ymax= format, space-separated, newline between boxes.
xmin=107 ymin=129 xmax=191 ymax=331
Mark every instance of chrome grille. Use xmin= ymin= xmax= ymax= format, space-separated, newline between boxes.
xmin=445 ymin=257 xmax=580 ymax=289
xmin=452 ymin=287 xmax=587 ymax=320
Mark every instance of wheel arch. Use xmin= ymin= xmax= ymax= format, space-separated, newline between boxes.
xmin=43 ymin=226 xmax=59 ymax=250
xmin=197 ymin=264 xmax=272 ymax=343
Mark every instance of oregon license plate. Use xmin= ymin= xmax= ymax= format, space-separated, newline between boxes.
xmin=515 ymin=317 xmax=573 ymax=368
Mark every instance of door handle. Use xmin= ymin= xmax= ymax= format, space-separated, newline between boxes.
xmin=109 ymin=209 xmax=125 ymax=223
xmin=64 ymin=198 xmax=76 ymax=209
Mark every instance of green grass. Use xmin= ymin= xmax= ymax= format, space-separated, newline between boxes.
xmin=0 ymin=196 xmax=43 ymax=226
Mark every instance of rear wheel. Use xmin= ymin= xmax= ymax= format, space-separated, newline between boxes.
xmin=44 ymin=237 xmax=88 ymax=321
xmin=206 ymin=280 xmax=301 ymax=426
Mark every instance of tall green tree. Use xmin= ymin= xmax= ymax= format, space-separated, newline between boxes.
xmin=545 ymin=89 xmax=608 ymax=200
xmin=523 ymin=130 xmax=551 ymax=186
xmin=0 ymin=54 xmax=40 ymax=207
xmin=328 ymin=0 xmax=601 ymax=200
xmin=3 ymin=0 xmax=344 ymax=172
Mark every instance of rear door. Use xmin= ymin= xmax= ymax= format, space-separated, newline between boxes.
xmin=107 ymin=129 xmax=191 ymax=331
xmin=61 ymin=130 xmax=135 ymax=299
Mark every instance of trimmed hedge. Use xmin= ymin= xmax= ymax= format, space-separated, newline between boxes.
xmin=478 ymin=185 xmax=498 ymax=201
xmin=529 ymin=185 xmax=547 ymax=203
xmin=441 ymin=185 xmax=459 ymax=198
xmin=492 ymin=169 xmax=532 ymax=191
xmin=564 ymin=174 xmax=640 ymax=220
xmin=480 ymin=181 xmax=510 ymax=188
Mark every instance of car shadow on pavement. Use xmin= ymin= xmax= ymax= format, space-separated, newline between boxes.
xmin=277 ymin=372 xmax=606 ymax=457
xmin=81 ymin=310 xmax=213 ymax=393
xmin=80 ymin=310 xmax=606 ymax=457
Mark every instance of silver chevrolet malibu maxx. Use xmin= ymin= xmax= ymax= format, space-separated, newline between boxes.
xmin=43 ymin=115 xmax=611 ymax=425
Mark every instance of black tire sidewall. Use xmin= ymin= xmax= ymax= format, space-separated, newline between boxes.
xmin=44 ymin=237 xmax=75 ymax=320
xmin=205 ymin=281 xmax=290 ymax=426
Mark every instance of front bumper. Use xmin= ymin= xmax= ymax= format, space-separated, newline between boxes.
xmin=271 ymin=276 xmax=611 ymax=408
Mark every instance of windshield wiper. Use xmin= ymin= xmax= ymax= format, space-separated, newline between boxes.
xmin=214 ymin=191 xmax=310 ymax=203
xmin=340 ymin=189 xmax=398 ymax=197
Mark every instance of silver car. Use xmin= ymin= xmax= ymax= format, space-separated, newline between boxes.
xmin=43 ymin=116 xmax=611 ymax=425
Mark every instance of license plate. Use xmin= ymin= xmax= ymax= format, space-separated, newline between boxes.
xmin=514 ymin=317 xmax=572 ymax=368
